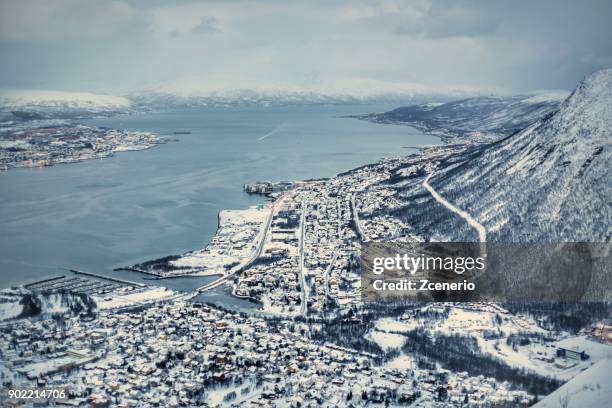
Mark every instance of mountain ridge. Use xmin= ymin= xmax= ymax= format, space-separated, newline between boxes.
xmin=355 ymin=92 xmax=568 ymax=142
xmin=0 ymin=90 xmax=130 ymax=117
xmin=384 ymin=68 xmax=611 ymax=243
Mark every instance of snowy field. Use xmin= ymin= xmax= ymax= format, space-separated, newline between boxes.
xmin=93 ymin=287 xmax=176 ymax=310
xmin=366 ymin=329 xmax=407 ymax=351
xmin=370 ymin=304 xmax=612 ymax=383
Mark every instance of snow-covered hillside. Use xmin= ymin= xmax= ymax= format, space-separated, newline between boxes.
xmin=357 ymin=91 xmax=567 ymax=142
xmin=533 ymin=357 xmax=612 ymax=408
xmin=392 ymin=69 xmax=611 ymax=243
xmin=437 ymin=68 xmax=610 ymax=241
xmin=0 ymin=90 xmax=130 ymax=116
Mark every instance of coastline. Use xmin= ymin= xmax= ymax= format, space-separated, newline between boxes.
xmin=0 ymin=126 xmax=164 ymax=172
xmin=119 ymin=205 xmax=271 ymax=279
xmin=0 ymin=105 xmax=437 ymax=291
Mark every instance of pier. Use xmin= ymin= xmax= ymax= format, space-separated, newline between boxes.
xmin=24 ymin=275 xmax=66 ymax=289
xmin=70 ymin=269 xmax=146 ymax=287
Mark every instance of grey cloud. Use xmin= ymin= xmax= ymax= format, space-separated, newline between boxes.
xmin=192 ymin=16 xmax=221 ymax=35
xmin=0 ymin=0 xmax=153 ymax=42
xmin=383 ymin=0 xmax=501 ymax=38
xmin=0 ymin=0 xmax=610 ymax=94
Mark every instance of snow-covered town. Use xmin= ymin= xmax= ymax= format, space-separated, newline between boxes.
xmin=1 ymin=126 xmax=609 ymax=406
xmin=1 ymin=146 xmax=610 ymax=406
xmin=1 ymin=3 xmax=611 ymax=403
xmin=125 ymin=141 xmax=473 ymax=317
xmin=1 ymin=289 xmax=610 ymax=407
xmin=0 ymin=122 xmax=160 ymax=171
xmin=0 ymin=300 xmax=553 ymax=407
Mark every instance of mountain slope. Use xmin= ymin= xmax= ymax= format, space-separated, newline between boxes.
xmin=391 ymin=69 xmax=610 ymax=243
xmin=0 ymin=90 xmax=130 ymax=117
xmin=357 ymin=92 xmax=567 ymax=142
xmin=438 ymin=69 xmax=610 ymax=242
xmin=533 ymin=358 xmax=612 ymax=408
xmin=129 ymin=77 xmax=496 ymax=108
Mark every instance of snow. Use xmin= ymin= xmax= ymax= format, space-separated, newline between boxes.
xmin=476 ymin=336 xmax=595 ymax=381
xmin=260 ymin=295 xmax=300 ymax=316
xmin=366 ymin=330 xmax=406 ymax=351
xmin=374 ymin=305 xmax=611 ymax=383
xmin=556 ymin=336 xmax=612 ymax=362
xmin=367 ymin=318 xmax=420 ymax=352
xmin=93 ymin=287 xmax=175 ymax=310
xmin=369 ymin=92 xmax=564 ymax=144
xmin=423 ymin=171 xmax=487 ymax=243
xmin=0 ymin=90 xmax=130 ymax=111
xmin=218 ymin=207 xmax=267 ymax=226
xmin=375 ymin=317 xmax=419 ymax=333
xmin=433 ymin=307 xmax=611 ymax=381
xmin=384 ymin=354 xmax=416 ymax=370
xmin=0 ymin=139 xmax=28 ymax=149
xmin=206 ymin=380 xmax=259 ymax=406
xmin=0 ymin=301 xmax=23 ymax=320
xmin=133 ymin=75 xmax=498 ymax=105
xmin=20 ymin=352 xmax=93 ymax=377
xmin=436 ymin=307 xmax=516 ymax=334
xmin=113 ymin=144 xmax=151 ymax=152
xmin=422 ymin=68 xmax=612 ymax=243
xmin=533 ymin=357 xmax=612 ymax=408
xmin=523 ymin=90 xmax=570 ymax=104
xmin=169 ymin=206 xmax=269 ymax=275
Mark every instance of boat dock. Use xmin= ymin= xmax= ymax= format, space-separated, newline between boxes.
xmin=69 ymin=269 xmax=146 ymax=287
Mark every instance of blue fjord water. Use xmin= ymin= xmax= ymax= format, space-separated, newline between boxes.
xmin=0 ymin=105 xmax=437 ymax=296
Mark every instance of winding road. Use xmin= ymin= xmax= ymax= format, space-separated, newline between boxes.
xmin=423 ymin=172 xmax=487 ymax=243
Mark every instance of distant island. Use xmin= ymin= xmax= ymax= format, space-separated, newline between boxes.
xmin=0 ymin=121 xmax=161 ymax=171
xmin=0 ymin=93 xmax=162 ymax=171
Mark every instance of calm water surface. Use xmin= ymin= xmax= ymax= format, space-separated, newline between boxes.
xmin=0 ymin=105 xmax=437 ymax=294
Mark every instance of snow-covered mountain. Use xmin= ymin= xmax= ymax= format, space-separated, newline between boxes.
xmin=0 ymin=78 xmax=496 ymax=114
xmin=435 ymin=69 xmax=610 ymax=241
xmin=0 ymin=90 xmax=131 ymax=117
xmin=356 ymin=91 xmax=568 ymax=142
xmin=389 ymin=68 xmax=611 ymax=243
xmin=129 ymin=77 xmax=495 ymax=108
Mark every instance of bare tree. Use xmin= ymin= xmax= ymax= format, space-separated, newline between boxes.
xmin=559 ymin=390 xmax=571 ymax=408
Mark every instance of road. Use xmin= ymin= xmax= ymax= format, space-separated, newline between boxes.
xmin=423 ymin=172 xmax=487 ymax=243
xmin=350 ymin=194 xmax=367 ymax=242
xmin=324 ymin=250 xmax=338 ymax=299
xmin=298 ymin=199 xmax=308 ymax=316
xmin=188 ymin=199 xmax=277 ymax=297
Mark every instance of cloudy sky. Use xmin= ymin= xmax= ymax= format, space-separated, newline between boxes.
xmin=1 ymin=0 xmax=611 ymax=95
